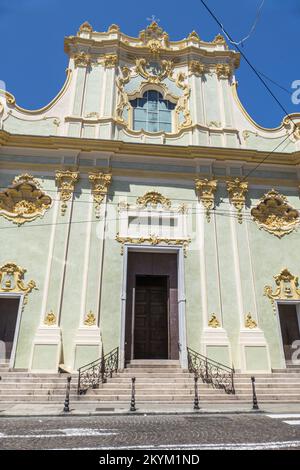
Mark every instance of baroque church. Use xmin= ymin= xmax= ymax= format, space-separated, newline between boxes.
xmin=1 ymin=20 xmax=300 ymax=387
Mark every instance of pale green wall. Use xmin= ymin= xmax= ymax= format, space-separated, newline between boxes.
xmin=31 ymin=344 xmax=58 ymax=371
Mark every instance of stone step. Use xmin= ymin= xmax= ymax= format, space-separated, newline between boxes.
xmin=0 ymin=383 xmax=78 ymax=390
xmin=123 ymin=368 xmax=188 ymax=374
xmin=127 ymin=360 xmax=180 ymax=367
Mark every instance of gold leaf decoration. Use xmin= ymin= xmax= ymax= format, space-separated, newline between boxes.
xmin=44 ymin=311 xmax=57 ymax=326
xmin=227 ymin=178 xmax=248 ymax=223
xmin=55 ymin=170 xmax=79 ymax=215
xmin=0 ymin=262 xmax=36 ymax=305
xmin=0 ymin=174 xmax=52 ymax=225
xmin=84 ymin=311 xmax=96 ymax=326
xmin=264 ymin=268 xmax=300 ymax=312
xmin=245 ymin=313 xmax=257 ymax=329
xmin=116 ymin=234 xmax=191 ymax=257
xmin=251 ymin=189 xmax=299 ymax=238
xmin=195 ymin=178 xmax=217 ymax=222
xmin=88 ymin=172 xmax=112 ymax=217
xmin=136 ymin=191 xmax=171 ymax=209
xmin=208 ymin=313 xmax=221 ymax=328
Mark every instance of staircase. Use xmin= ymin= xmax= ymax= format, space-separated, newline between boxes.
xmin=0 ymin=361 xmax=299 ymax=405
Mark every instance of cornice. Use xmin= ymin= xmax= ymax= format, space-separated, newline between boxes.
xmin=64 ymin=36 xmax=240 ymax=65
xmin=0 ymin=130 xmax=300 ymax=166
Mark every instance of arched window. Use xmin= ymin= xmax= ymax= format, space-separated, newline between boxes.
xmin=130 ymin=90 xmax=175 ymax=133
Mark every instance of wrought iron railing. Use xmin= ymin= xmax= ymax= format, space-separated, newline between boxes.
xmin=77 ymin=347 xmax=119 ymax=394
xmin=187 ymin=347 xmax=235 ymax=394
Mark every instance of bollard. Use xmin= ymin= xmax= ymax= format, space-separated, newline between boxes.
xmin=193 ymin=373 xmax=200 ymax=410
xmin=251 ymin=376 xmax=259 ymax=410
xmin=63 ymin=376 xmax=72 ymax=412
xmin=130 ymin=377 xmax=136 ymax=412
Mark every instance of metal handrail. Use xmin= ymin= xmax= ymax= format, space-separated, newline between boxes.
xmin=77 ymin=347 xmax=119 ymax=394
xmin=187 ymin=347 xmax=235 ymax=394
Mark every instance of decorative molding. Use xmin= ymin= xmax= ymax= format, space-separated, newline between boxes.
xmin=283 ymin=116 xmax=300 ymax=142
xmin=195 ymin=178 xmax=217 ymax=222
xmin=245 ymin=313 xmax=257 ymax=329
xmin=136 ymin=191 xmax=171 ymax=209
xmin=175 ymin=72 xmax=192 ymax=129
xmin=115 ymin=66 xmax=131 ymax=124
xmin=0 ymin=174 xmax=52 ymax=225
xmin=55 ymin=170 xmax=79 ymax=215
xmin=189 ymin=60 xmax=207 ymax=76
xmin=78 ymin=21 xmax=93 ymax=34
xmin=102 ymin=54 xmax=118 ymax=68
xmin=264 ymin=268 xmax=300 ymax=312
xmin=73 ymin=51 xmax=91 ymax=68
xmin=44 ymin=310 xmax=57 ymax=326
xmin=216 ymin=63 xmax=232 ymax=80
xmin=0 ymin=262 xmax=36 ymax=305
xmin=212 ymin=34 xmax=227 ymax=46
xmin=139 ymin=21 xmax=169 ymax=55
xmin=227 ymin=178 xmax=248 ymax=223
xmin=88 ymin=172 xmax=112 ymax=218
xmin=208 ymin=313 xmax=221 ymax=328
xmin=84 ymin=311 xmax=96 ymax=326
xmin=116 ymin=234 xmax=191 ymax=256
xmin=108 ymin=24 xmax=120 ymax=33
xmin=188 ymin=31 xmax=200 ymax=41
xmin=135 ymin=58 xmax=173 ymax=83
xmin=251 ymin=189 xmax=300 ymax=238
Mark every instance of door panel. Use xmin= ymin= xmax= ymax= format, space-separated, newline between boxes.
xmin=0 ymin=298 xmax=20 ymax=360
xmin=279 ymin=304 xmax=300 ymax=362
xmin=134 ymin=277 xmax=168 ymax=359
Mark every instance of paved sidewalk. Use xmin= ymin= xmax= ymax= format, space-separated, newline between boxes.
xmin=1 ymin=402 xmax=300 ymax=417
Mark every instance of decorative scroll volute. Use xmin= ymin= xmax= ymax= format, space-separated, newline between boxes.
xmin=251 ymin=189 xmax=300 ymax=238
xmin=135 ymin=58 xmax=173 ymax=83
xmin=227 ymin=178 xmax=248 ymax=223
xmin=88 ymin=172 xmax=112 ymax=218
xmin=264 ymin=268 xmax=300 ymax=312
xmin=0 ymin=263 xmax=36 ymax=305
xmin=116 ymin=234 xmax=191 ymax=257
xmin=208 ymin=313 xmax=221 ymax=328
xmin=0 ymin=174 xmax=52 ymax=225
xmin=195 ymin=178 xmax=217 ymax=222
xmin=136 ymin=191 xmax=171 ymax=209
xmin=175 ymin=72 xmax=192 ymax=129
xmin=55 ymin=170 xmax=79 ymax=215
xmin=115 ymin=66 xmax=131 ymax=124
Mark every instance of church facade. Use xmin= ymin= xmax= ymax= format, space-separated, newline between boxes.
xmin=1 ymin=21 xmax=300 ymax=374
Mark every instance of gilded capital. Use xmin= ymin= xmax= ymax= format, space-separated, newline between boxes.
xmin=73 ymin=51 xmax=92 ymax=68
xmin=227 ymin=178 xmax=248 ymax=223
xmin=195 ymin=178 xmax=217 ymax=222
xmin=88 ymin=172 xmax=112 ymax=217
xmin=55 ymin=170 xmax=79 ymax=215
xmin=216 ymin=63 xmax=232 ymax=79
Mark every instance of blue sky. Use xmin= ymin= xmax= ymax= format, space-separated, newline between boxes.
xmin=0 ymin=0 xmax=299 ymax=128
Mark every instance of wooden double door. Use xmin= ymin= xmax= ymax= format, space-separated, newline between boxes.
xmin=125 ymin=252 xmax=179 ymax=362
